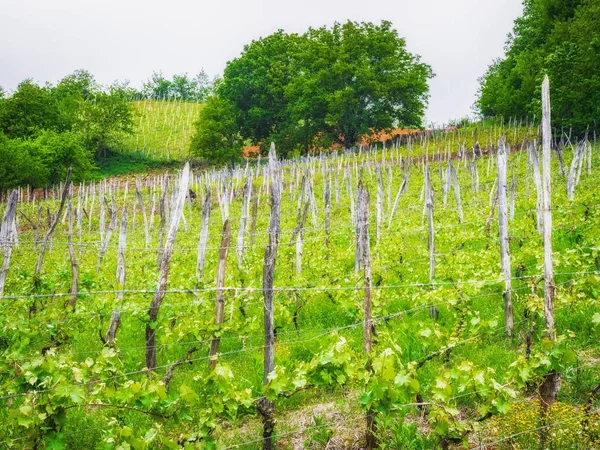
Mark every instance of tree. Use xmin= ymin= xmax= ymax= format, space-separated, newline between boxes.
xmin=217 ymin=21 xmax=432 ymax=154
xmin=190 ymin=96 xmax=243 ymax=167
xmin=218 ymin=30 xmax=304 ymax=147
xmin=52 ymin=70 xmax=99 ymax=130
xmin=76 ymin=85 xmax=134 ymax=159
xmin=142 ymin=70 xmax=212 ymax=101
xmin=295 ymin=21 xmax=432 ymax=148
xmin=142 ymin=71 xmax=172 ymax=99
xmin=37 ymin=130 xmax=95 ymax=184
xmin=0 ymin=130 xmax=92 ymax=189
xmin=0 ymin=80 xmax=64 ymax=139
xmin=476 ymin=0 xmax=600 ymax=133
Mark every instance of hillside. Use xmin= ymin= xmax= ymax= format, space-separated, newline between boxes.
xmin=1 ymin=121 xmax=599 ymax=448
xmin=120 ymin=99 xmax=204 ymax=160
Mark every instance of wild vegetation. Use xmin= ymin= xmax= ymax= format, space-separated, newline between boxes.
xmin=476 ymin=0 xmax=600 ymax=133
xmin=0 ymin=71 xmax=135 ymax=189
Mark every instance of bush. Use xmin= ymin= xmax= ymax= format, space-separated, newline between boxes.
xmin=0 ymin=131 xmax=94 ymax=189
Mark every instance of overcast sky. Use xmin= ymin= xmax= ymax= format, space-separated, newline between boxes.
xmin=0 ymin=0 xmax=523 ymax=125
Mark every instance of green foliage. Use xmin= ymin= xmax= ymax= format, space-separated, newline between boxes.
xmin=216 ymin=20 xmax=432 ymax=156
xmin=376 ymin=416 xmax=436 ymax=450
xmin=476 ymin=0 xmax=600 ymax=133
xmin=0 ymin=71 xmax=133 ymax=187
xmin=0 ymin=80 xmax=65 ymax=139
xmin=76 ymin=85 xmax=134 ymax=158
xmin=293 ymin=21 xmax=432 ymax=148
xmin=189 ymin=96 xmax=244 ymax=167
xmin=219 ymin=30 xmax=302 ymax=149
xmin=142 ymin=70 xmax=212 ymax=101
xmin=1 ymin=133 xmax=599 ymax=447
xmin=0 ymin=130 xmax=93 ymax=189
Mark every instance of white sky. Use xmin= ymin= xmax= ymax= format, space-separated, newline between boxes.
xmin=0 ymin=0 xmax=523 ymax=126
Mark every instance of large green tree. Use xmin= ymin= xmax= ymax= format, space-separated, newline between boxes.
xmin=476 ymin=0 xmax=600 ymax=132
xmin=76 ymin=85 xmax=134 ymax=158
xmin=190 ymin=96 xmax=244 ymax=167
xmin=0 ymin=80 xmax=65 ymax=139
xmin=292 ymin=21 xmax=432 ymax=148
xmin=218 ymin=31 xmax=303 ymax=148
xmin=210 ymin=21 xmax=432 ymax=158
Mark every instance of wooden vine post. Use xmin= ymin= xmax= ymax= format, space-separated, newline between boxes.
xmin=0 ymin=190 xmax=18 ymax=296
xmin=257 ymin=143 xmax=281 ymax=450
xmin=196 ymin=190 xmax=211 ymax=281
xmin=146 ymin=164 xmax=190 ymax=371
xmin=425 ymin=165 xmax=438 ymax=320
xmin=208 ymin=217 xmax=231 ymax=368
xmin=358 ymin=181 xmax=377 ymax=449
xmin=66 ymin=200 xmax=79 ymax=311
xmin=539 ymin=74 xmax=560 ymax=446
xmin=497 ymin=139 xmax=513 ymax=337
xmin=106 ymin=207 xmax=127 ymax=345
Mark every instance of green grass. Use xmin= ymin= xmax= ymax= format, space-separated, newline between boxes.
xmin=92 ymin=150 xmax=182 ymax=178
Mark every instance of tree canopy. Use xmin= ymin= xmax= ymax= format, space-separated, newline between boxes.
xmin=189 ymin=96 xmax=244 ymax=167
xmin=0 ymin=70 xmax=133 ymax=188
xmin=192 ymin=21 xmax=432 ymax=161
xmin=476 ymin=0 xmax=600 ymax=133
xmin=142 ymin=70 xmax=213 ymax=101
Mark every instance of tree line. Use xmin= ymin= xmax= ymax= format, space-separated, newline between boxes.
xmin=0 ymin=70 xmax=216 ymax=190
xmin=476 ymin=0 xmax=600 ymax=133
xmin=0 ymin=70 xmax=134 ymax=190
xmin=190 ymin=21 xmax=433 ymax=165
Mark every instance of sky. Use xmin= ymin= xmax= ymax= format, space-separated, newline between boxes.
xmin=0 ymin=0 xmax=523 ymax=126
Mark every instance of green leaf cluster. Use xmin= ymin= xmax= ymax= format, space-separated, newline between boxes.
xmin=476 ymin=0 xmax=600 ymax=133
xmin=191 ymin=21 xmax=433 ymax=163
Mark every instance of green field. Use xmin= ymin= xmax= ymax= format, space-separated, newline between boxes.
xmin=1 ymin=133 xmax=599 ymax=449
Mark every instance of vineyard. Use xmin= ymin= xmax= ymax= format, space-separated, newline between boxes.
xmin=1 ymin=85 xmax=600 ymax=449
xmin=120 ymin=100 xmax=204 ymax=160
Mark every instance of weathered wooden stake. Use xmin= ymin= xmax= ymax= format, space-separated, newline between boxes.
xmin=0 ymin=191 xmax=18 ymax=296
xmin=106 ymin=207 xmax=127 ymax=345
xmin=196 ymin=191 xmax=211 ymax=280
xmin=497 ymin=140 xmax=513 ymax=337
xmin=257 ymin=144 xmax=281 ymax=450
xmin=209 ymin=218 xmax=231 ymax=367
xmin=135 ymin=184 xmax=150 ymax=249
xmin=529 ymin=143 xmax=543 ymax=234
xmin=146 ymin=164 xmax=190 ymax=371
xmin=425 ymin=166 xmax=438 ymax=320
xmin=539 ymin=74 xmax=560 ymax=447
xmin=65 ymin=200 xmax=79 ymax=311
xmin=236 ymin=177 xmax=252 ymax=267
xmin=358 ymin=181 xmax=377 ymax=449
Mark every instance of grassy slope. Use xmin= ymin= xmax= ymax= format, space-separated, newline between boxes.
xmin=120 ymin=99 xmax=204 ymax=160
